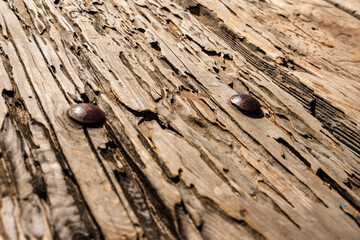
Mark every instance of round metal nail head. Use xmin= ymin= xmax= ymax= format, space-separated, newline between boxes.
xmin=68 ymin=103 xmax=105 ymax=126
xmin=230 ymin=94 xmax=261 ymax=112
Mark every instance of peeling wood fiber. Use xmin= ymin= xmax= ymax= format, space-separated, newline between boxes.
xmin=0 ymin=0 xmax=359 ymax=239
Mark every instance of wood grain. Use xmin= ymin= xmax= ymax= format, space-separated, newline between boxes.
xmin=0 ymin=0 xmax=359 ymax=239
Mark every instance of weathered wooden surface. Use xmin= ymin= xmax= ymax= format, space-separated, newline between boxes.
xmin=0 ymin=0 xmax=359 ymax=239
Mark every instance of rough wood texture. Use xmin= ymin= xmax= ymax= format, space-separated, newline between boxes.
xmin=0 ymin=0 xmax=359 ymax=239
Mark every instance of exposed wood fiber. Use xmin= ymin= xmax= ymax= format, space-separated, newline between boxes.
xmin=0 ymin=0 xmax=359 ymax=239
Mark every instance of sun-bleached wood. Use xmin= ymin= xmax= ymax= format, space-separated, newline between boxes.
xmin=0 ymin=0 xmax=359 ymax=239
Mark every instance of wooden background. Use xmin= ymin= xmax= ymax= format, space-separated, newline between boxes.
xmin=0 ymin=0 xmax=359 ymax=239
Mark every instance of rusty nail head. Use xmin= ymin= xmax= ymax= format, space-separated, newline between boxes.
xmin=68 ymin=103 xmax=106 ymax=126
xmin=230 ymin=94 xmax=261 ymax=112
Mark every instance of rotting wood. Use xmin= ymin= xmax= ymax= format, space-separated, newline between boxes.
xmin=0 ymin=0 xmax=359 ymax=239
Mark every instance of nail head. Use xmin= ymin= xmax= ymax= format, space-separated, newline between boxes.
xmin=230 ymin=94 xmax=261 ymax=112
xmin=68 ymin=103 xmax=106 ymax=126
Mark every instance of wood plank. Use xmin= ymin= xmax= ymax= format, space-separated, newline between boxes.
xmin=0 ymin=0 xmax=359 ymax=239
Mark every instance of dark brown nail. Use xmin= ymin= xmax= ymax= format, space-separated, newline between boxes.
xmin=230 ymin=94 xmax=261 ymax=112
xmin=68 ymin=103 xmax=106 ymax=126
